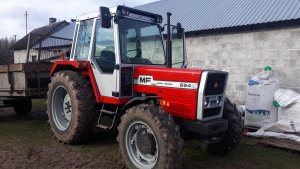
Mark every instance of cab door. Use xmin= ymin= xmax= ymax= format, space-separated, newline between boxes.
xmin=71 ymin=18 xmax=118 ymax=98
xmin=90 ymin=19 xmax=118 ymax=98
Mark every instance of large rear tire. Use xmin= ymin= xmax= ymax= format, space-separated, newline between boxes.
xmin=204 ymin=98 xmax=243 ymax=154
xmin=47 ymin=71 xmax=95 ymax=144
xmin=117 ymin=104 xmax=183 ymax=169
xmin=13 ymin=97 xmax=32 ymax=116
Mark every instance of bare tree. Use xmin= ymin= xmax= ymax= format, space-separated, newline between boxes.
xmin=0 ymin=37 xmax=15 ymax=65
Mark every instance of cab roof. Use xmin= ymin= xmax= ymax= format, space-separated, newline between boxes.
xmin=76 ymin=7 xmax=117 ymax=21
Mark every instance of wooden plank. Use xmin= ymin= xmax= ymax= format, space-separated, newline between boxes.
xmin=23 ymin=63 xmax=53 ymax=72
xmin=0 ymin=91 xmax=26 ymax=97
xmin=244 ymin=125 xmax=260 ymax=133
xmin=242 ymin=137 xmax=261 ymax=146
xmin=8 ymin=64 xmax=24 ymax=72
xmin=0 ymin=65 xmax=8 ymax=73
xmin=9 ymin=63 xmax=53 ymax=72
xmin=260 ymin=137 xmax=300 ymax=152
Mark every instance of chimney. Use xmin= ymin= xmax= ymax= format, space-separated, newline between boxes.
xmin=49 ymin=18 xmax=57 ymax=25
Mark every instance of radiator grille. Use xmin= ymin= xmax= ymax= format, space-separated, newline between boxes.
xmin=204 ymin=73 xmax=227 ymax=95
xmin=203 ymin=107 xmax=222 ymax=118
xmin=197 ymin=71 xmax=228 ymax=121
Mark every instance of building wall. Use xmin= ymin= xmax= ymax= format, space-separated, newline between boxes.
xmin=14 ymin=47 xmax=70 ymax=63
xmin=186 ymin=26 xmax=300 ymax=104
xmin=14 ymin=50 xmax=35 ymax=63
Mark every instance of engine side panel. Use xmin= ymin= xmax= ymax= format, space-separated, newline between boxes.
xmin=133 ymin=66 xmax=202 ymax=121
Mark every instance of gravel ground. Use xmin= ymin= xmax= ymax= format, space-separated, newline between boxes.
xmin=0 ymin=144 xmax=124 ymax=169
xmin=1 ymin=100 xmax=300 ymax=169
xmin=0 ymin=106 xmax=125 ymax=169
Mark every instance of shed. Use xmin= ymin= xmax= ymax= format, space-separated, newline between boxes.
xmin=12 ymin=19 xmax=74 ymax=63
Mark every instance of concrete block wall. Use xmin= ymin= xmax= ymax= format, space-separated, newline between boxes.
xmin=187 ymin=26 xmax=300 ymax=104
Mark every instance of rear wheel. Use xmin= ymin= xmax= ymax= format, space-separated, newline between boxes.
xmin=13 ymin=97 xmax=32 ymax=116
xmin=204 ymin=98 xmax=243 ymax=154
xmin=47 ymin=71 xmax=95 ymax=144
xmin=117 ymin=104 xmax=183 ymax=169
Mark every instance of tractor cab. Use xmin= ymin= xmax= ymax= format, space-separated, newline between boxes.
xmin=70 ymin=6 xmax=186 ymax=99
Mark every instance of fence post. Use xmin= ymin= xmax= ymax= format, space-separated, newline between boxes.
xmin=37 ymin=35 xmax=42 ymax=62
xmin=26 ymin=33 xmax=31 ymax=63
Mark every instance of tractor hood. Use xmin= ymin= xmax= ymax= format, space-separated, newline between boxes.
xmin=133 ymin=66 xmax=202 ymax=96
xmin=134 ymin=66 xmax=202 ymax=86
xmin=133 ymin=66 xmax=203 ymax=120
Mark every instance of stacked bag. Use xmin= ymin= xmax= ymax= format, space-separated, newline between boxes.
xmin=274 ymin=89 xmax=300 ymax=122
xmin=245 ymin=66 xmax=300 ymax=142
xmin=245 ymin=66 xmax=280 ymax=128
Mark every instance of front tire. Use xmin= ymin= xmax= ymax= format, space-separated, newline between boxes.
xmin=47 ymin=71 xmax=95 ymax=144
xmin=117 ymin=104 xmax=183 ymax=169
xmin=204 ymin=98 xmax=243 ymax=154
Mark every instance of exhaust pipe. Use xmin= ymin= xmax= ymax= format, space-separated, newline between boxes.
xmin=166 ymin=12 xmax=172 ymax=68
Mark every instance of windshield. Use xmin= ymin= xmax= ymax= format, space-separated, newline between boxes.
xmin=118 ymin=17 xmax=165 ymax=65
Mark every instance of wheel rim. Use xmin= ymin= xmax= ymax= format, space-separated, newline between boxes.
xmin=126 ymin=121 xmax=158 ymax=169
xmin=52 ymin=86 xmax=72 ymax=131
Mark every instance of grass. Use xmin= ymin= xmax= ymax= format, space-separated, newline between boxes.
xmin=32 ymin=99 xmax=47 ymax=110
xmin=0 ymin=99 xmax=300 ymax=169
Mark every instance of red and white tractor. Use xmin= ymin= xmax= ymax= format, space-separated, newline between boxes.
xmin=47 ymin=6 xmax=242 ymax=169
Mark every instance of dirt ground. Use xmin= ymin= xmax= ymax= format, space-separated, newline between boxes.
xmin=0 ymin=100 xmax=300 ymax=169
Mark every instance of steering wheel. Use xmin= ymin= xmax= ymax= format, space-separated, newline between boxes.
xmin=121 ymin=49 xmax=140 ymax=63
xmin=122 ymin=49 xmax=139 ymax=57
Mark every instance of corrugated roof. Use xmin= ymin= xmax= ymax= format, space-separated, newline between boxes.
xmin=136 ymin=0 xmax=300 ymax=32
xmin=51 ymin=22 xmax=75 ymax=40
xmin=32 ymin=22 xmax=75 ymax=49
xmin=12 ymin=21 xmax=68 ymax=50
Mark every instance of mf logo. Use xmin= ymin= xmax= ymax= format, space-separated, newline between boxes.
xmin=138 ymin=76 xmax=153 ymax=84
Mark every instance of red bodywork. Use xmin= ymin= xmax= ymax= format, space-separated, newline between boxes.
xmin=133 ymin=66 xmax=202 ymax=120
xmin=51 ymin=61 xmax=202 ymax=121
xmin=50 ymin=61 xmax=129 ymax=104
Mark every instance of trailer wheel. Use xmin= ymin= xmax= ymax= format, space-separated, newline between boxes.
xmin=47 ymin=71 xmax=95 ymax=144
xmin=117 ymin=104 xmax=183 ymax=169
xmin=204 ymin=98 xmax=243 ymax=155
xmin=13 ymin=97 xmax=32 ymax=116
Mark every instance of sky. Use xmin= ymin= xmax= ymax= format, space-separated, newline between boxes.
xmin=0 ymin=0 xmax=159 ymax=40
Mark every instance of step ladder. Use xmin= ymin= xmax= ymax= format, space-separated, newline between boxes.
xmin=97 ymin=104 xmax=118 ymax=130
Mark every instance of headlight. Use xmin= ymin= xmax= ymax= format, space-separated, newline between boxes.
xmin=217 ymin=96 xmax=222 ymax=105
xmin=204 ymin=97 xmax=209 ymax=107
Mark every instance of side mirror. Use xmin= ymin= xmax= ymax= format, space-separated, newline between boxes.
xmin=176 ymin=22 xmax=183 ymax=39
xmin=160 ymin=25 xmax=164 ymax=32
xmin=100 ymin=6 xmax=111 ymax=28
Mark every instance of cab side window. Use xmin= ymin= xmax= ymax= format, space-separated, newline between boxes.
xmin=94 ymin=20 xmax=115 ymax=73
xmin=74 ymin=19 xmax=93 ymax=60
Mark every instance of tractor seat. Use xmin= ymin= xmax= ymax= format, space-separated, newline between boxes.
xmin=96 ymin=50 xmax=115 ymax=73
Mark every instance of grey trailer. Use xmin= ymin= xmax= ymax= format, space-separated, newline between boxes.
xmin=0 ymin=63 xmax=52 ymax=115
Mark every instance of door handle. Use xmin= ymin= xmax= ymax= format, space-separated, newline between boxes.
xmin=91 ymin=62 xmax=96 ymax=69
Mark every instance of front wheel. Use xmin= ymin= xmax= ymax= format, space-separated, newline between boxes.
xmin=117 ymin=104 xmax=183 ymax=169
xmin=47 ymin=71 xmax=95 ymax=144
xmin=204 ymin=98 xmax=243 ymax=154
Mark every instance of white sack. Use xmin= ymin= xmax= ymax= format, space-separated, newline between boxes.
xmin=245 ymin=67 xmax=280 ymax=128
xmin=247 ymin=120 xmax=300 ymax=142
